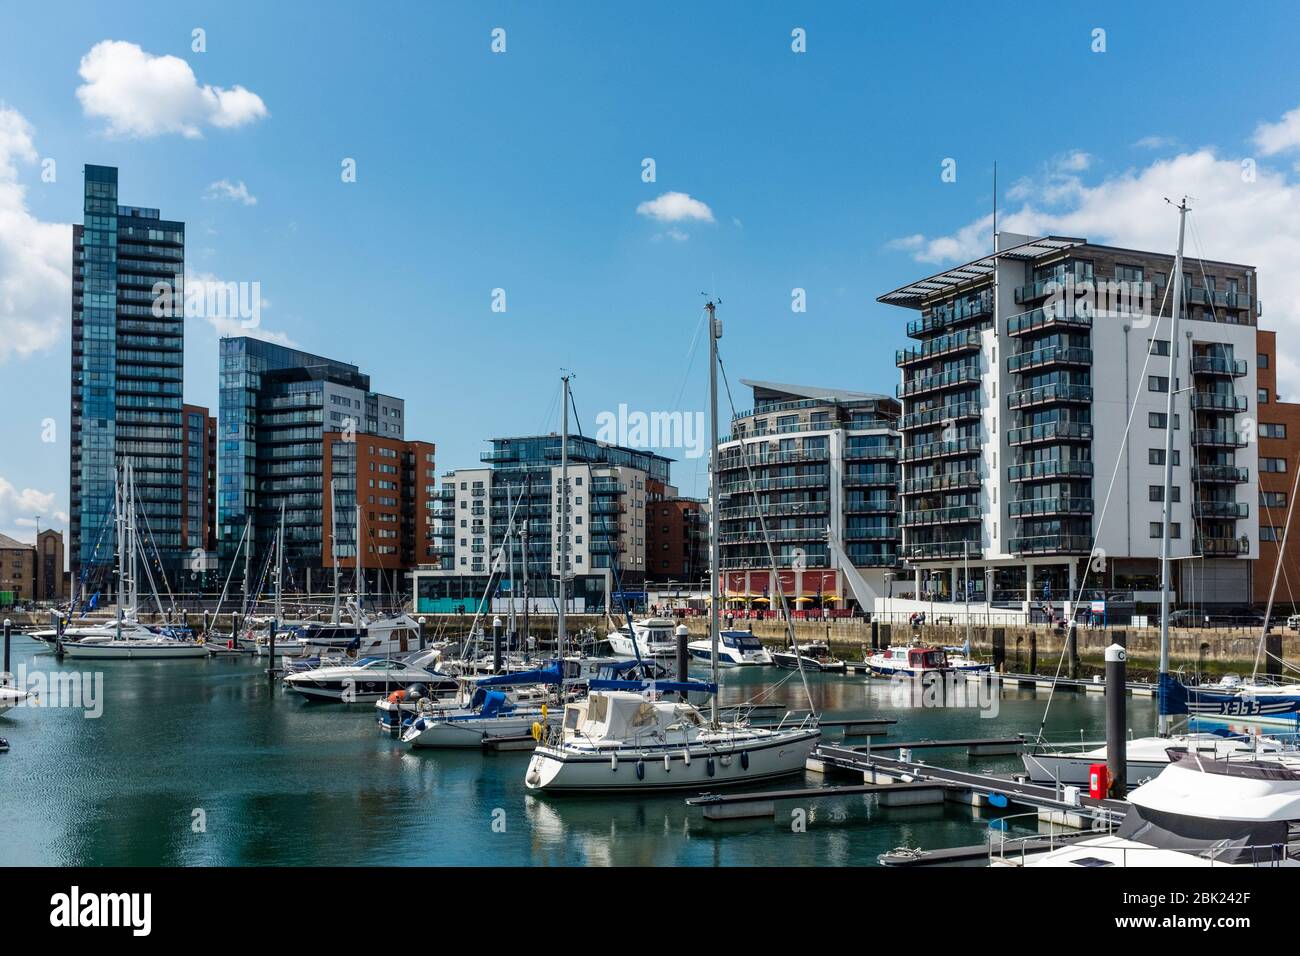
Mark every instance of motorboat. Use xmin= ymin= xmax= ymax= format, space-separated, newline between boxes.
xmin=864 ymin=644 xmax=952 ymax=678
xmin=687 ymin=630 xmax=772 ymax=666
xmin=606 ymin=618 xmax=678 ymax=658
xmin=524 ymin=689 xmax=820 ymax=793
xmin=283 ymin=654 xmax=459 ymax=703
xmin=996 ymin=750 xmax=1300 ymax=867
xmin=0 ymin=684 xmax=30 ymax=715
xmin=771 ymin=641 xmax=845 ymax=673
xmin=401 ymin=663 xmax=566 ymax=748
xmin=1175 ymin=674 xmax=1300 ymax=727
xmin=1021 ymin=731 xmax=1289 ymax=787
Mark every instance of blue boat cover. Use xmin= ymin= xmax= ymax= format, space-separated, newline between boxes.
xmin=587 ymin=679 xmax=717 ymax=695
xmin=475 ymin=662 xmax=563 ymax=687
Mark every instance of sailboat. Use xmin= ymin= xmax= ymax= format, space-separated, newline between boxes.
xmin=62 ymin=460 xmax=206 ymax=660
xmin=525 ymin=304 xmax=821 ymax=793
xmin=1022 ymin=199 xmax=1290 ymax=783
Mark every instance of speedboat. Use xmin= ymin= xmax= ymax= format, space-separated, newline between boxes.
xmin=864 ymin=644 xmax=952 ymax=678
xmin=283 ymin=655 xmax=458 ymax=702
xmin=606 ymin=618 xmax=678 ymax=658
xmin=996 ymin=750 xmax=1300 ymax=867
xmin=771 ymin=641 xmax=845 ymax=673
xmin=687 ymin=630 xmax=772 ymax=666
xmin=524 ymin=689 xmax=820 ymax=792
xmin=1021 ymin=731 xmax=1288 ymax=787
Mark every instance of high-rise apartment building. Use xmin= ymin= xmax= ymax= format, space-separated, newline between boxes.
xmin=182 ymin=403 xmax=217 ymax=567
xmin=645 ymin=495 xmax=708 ymax=583
xmin=217 ymin=337 xmax=411 ymax=589
xmin=70 ymin=165 xmax=185 ymax=587
xmin=881 ymin=232 xmax=1259 ymax=612
xmin=412 ymin=435 xmax=672 ymax=613
xmin=714 ymin=381 xmax=902 ymax=612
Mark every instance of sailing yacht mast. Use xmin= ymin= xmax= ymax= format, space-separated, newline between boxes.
xmin=707 ymin=301 xmax=721 ymax=728
xmin=275 ymin=501 xmax=285 ymax=621
xmin=1157 ymin=197 xmax=1189 ymax=737
xmin=242 ymin=514 xmax=253 ymax=619
xmin=126 ymin=459 xmax=139 ymax=623
xmin=115 ymin=462 xmax=125 ymax=636
xmin=330 ymin=478 xmax=341 ymax=625
xmin=558 ymin=374 xmax=570 ymax=659
xmin=355 ymin=501 xmax=365 ymax=617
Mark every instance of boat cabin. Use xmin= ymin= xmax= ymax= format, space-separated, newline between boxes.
xmin=561 ymin=691 xmax=703 ymax=747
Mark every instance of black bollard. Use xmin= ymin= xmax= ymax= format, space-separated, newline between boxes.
xmin=1267 ymin=633 xmax=1283 ymax=679
xmin=675 ymin=624 xmax=690 ymax=702
xmin=267 ymin=618 xmax=278 ymax=680
xmin=870 ymin=619 xmax=879 ymax=651
xmin=418 ymin=616 xmax=427 ymax=651
xmin=1105 ymin=642 xmax=1127 ymax=799
xmin=1029 ymin=631 xmax=1038 ymax=674
xmin=1067 ymin=622 xmax=1079 ymax=680
xmin=492 ymin=616 xmax=503 ymax=674
xmin=992 ymin=628 xmax=1006 ymax=672
xmin=2 ymin=618 xmax=10 ymax=682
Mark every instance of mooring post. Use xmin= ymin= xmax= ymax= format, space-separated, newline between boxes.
xmin=880 ymin=623 xmax=891 ymax=650
xmin=1105 ymin=642 xmax=1127 ymax=799
xmin=992 ymin=628 xmax=1005 ymax=672
xmin=1067 ymin=622 xmax=1079 ymax=680
xmin=870 ymin=619 xmax=879 ymax=651
xmin=1029 ymin=630 xmax=1037 ymax=674
xmin=492 ymin=615 xmax=503 ymax=674
xmin=676 ymin=624 xmax=690 ymax=701
xmin=267 ymin=618 xmax=277 ymax=680
xmin=1267 ymin=632 xmax=1283 ymax=679
xmin=418 ymin=616 xmax=427 ymax=650
xmin=2 ymin=618 xmax=10 ymax=683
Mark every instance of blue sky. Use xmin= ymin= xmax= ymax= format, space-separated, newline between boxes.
xmin=3 ymin=1 xmax=1300 ymax=541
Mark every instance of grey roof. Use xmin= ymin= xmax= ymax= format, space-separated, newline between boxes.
xmin=740 ymin=379 xmax=893 ymax=404
xmin=0 ymin=532 xmax=31 ymax=550
xmin=877 ymin=235 xmax=1086 ymax=308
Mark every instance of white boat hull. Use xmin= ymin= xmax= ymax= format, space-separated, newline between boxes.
xmin=60 ymin=641 xmax=208 ymax=660
xmin=525 ymin=728 xmax=820 ymax=792
xmin=404 ymin=711 xmax=552 ymax=748
xmin=0 ymin=687 xmax=30 ymax=715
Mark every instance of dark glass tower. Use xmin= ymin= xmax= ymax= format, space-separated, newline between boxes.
xmin=70 ymin=165 xmax=185 ymax=591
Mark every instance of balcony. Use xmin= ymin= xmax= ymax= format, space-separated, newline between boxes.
xmin=1007 ymin=346 xmax=1093 ymax=373
xmin=842 ymin=469 xmax=899 ymax=487
xmin=1195 ymin=535 xmax=1251 ymax=557
xmin=1008 ymin=534 xmax=1093 ymax=555
xmin=842 ymin=445 xmax=900 ymax=461
xmin=903 ymin=540 xmax=980 ymax=561
xmin=902 ymin=436 xmax=981 ymax=462
xmin=897 ymin=366 xmax=981 ymax=399
xmin=843 ymin=526 xmax=898 ymax=541
xmin=1193 ymin=500 xmax=1249 ymax=519
xmin=902 ymin=470 xmax=981 ymax=495
xmin=1006 ymin=308 xmax=1092 ymax=336
xmin=1006 ymin=383 xmax=1093 ymax=410
xmin=1191 ymin=464 xmax=1249 ymax=484
xmin=1191 ymin=428 xmax=1248 ymax=448
xmin=718 ymin=500 xmax=829 ymax=520
xmin=479 ymin=449 xmax=520 ymax=463
xmin=719 ymin=527 xmax=827 ymax=544
xmin=844 ymin=498 xmax=897 ymax=514
xmin=1008 ymin=496 xmax=1094 ymax=518
xmin=720 ymin=474 xmax=825 ymax=494
xmin=906 ymin=296 xmax=993 ymax=337
xmin=1189 ymin=392 xmax=1247 ymax=413
xmin=900 ymin=400 xmax=981 ymax=431
xmin=901 ymin=505 xmax=981 ymax=527
xmin=718 ymin=447 xmax=832 ymax=469
xmin=1192 ymin=356 xmax=1248 ymax=378
xmin=896 ymin=330 xmax=982 ymax=368
xmin=1008 ymin=459 xmax=1094 ymax=482
xmin=1007 ymin=420 xmax=1093 ymax=446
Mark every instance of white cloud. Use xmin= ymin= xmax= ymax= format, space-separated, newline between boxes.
xmin=1134 ymin=134 xmax=1180 ymax=150
xmin=1055 ymin=150 xmax=1091 ymax=172
xmin=1253 ymin=105 xmax=1300 ymax=156
xmin=888 ymin=113 xmax=1300 ymax=394
xmin=0 ymin=476 xmax=66 ymax=541
xmin=206 ymin=179 xmax=257 ymax=205
xmin=76 ymin=40 xmax=268 ymax=138
xmin=636 ymin=191 xmax=715 ymax=223
xmin=0 ymin=105 xmax=71 ymax=362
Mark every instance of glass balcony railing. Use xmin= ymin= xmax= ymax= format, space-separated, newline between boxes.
xmin=1192 ymin=356 xmax=1248 ymax=378
xmin=900 ymin=505 xmax=981 ymax=527
xmin=901 ymin=470 xmax=982 ymax=495
xmin=1007 ymin=534 xmax=1093 ymax=555
xmin=1006 ymin=382 xmax=1093 ymax=409
xmin=1007 ymin=420 xmax=1093 ymax=445
xmin=1189 ymin=392 xmax=1247 ymax=412
xmin=1007 ymin=459 xmax=1094 ymax=482
xmin=896 ymin=329 xmax=982 ymax=367
xmin=1190 ymin=465 xmax=1249 ymax=484
xmin=1007 ymin=346 xmax=1093 ymax=373
xmin=1008 ymin=496 xmax=1094 ymax=517
xmin=897 ymin=366 xmax=981 ymax=398
xmin=1007 ymin=308 xmax=1092 ymax=336
xmin=899 ymin=400 xmax=981 ymax=431
xmin=1192 ymin=500 xmax=1248 ymax=519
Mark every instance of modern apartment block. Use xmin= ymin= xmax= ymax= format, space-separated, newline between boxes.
xmin=70 ymin=165 xmax=186 ymax=586
xmin=714 ymin=381 xmax=902 ymax=612
xmin=182 ymin=403 xmax=217 ymax=571
xmin=1253 ymin=329 xmax=1300 ymax=610
xmin=322 ymin=431 xmax=437 ymax=593
xmin=412 ymin=435 xmax=673 ymax=613
xmin=644 ymin=495 xmax=708 ymax=583
xmin=217 ymin=337 xmax=411 ymax=590
xmin=881 ymin=232 xmax=1260 ymax=612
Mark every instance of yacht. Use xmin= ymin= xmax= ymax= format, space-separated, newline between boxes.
xmin=996 ymin=750 xmax=1300 ymax=867
xmin=401 ymin=664 xmax=564 ymax=748
xmin=0 ymin=684 xmax=31 ymax=715
xmin=524 ymin=689 xmax=820 ymax=792
xmin=607 ymin=618 xmax=678 ymax=658
xmin=771 ymin=641 xmax=845 ymax=673
xmin=1021 ymin=731 xmax=1288 ymax=787
xmin=29 ymin=620 xmax=170 ymax=645
xmin=864 ymin=644 xmax=952 ymax=678
xmin=61 ymin=631 xmax=208 ymax=660
xmin=283 ymin=654 xmax=458 ymax=702
xmin=687 ymin=629 xmax=772 ymax=666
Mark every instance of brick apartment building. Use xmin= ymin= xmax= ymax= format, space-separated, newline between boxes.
xmin=1254 ymin=329 xmax=1300 ymax=610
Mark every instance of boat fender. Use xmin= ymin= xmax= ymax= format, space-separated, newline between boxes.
xmin=720 ymin=754 xmax=732 ymax=767
xmin=683 ymin=750 xmax=691 ymax=767
xmin=663 ymin=754 xmax=671 ymax=773
xmin=610 ymin=754 xmax=618 ymax=772
xmin=740 ymin=751 xmax=749 ymax=771
xmin=387 ymin=690 xmax=406 ymax=703
xmin=531 ymin=721 xmax=543 ymax=741
xmin=526 ymin=770 xmax=541 ymax=787
xmin=636 ymin=759 xmax=645 ymax=781
xmin=706 ymin=757 xmax=715 ymax=777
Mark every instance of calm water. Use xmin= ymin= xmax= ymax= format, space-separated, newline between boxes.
xmin=0 ymin=637 xmax=1156 ymax=866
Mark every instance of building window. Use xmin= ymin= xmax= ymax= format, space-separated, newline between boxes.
xmin=1260 ymin=423 xmax=1287 ymax=439
xmin=1150 ymin=522 xmax=1181 ymax=538
xmin=1259 ymin=388 xmax=1269 ymax=404
xmin=1259 ymin=353 xmax=1270 ymax=369
xmin=1148 ymin=376 xmax=1169 ymax=393
xmin=1262 ymin=457 xmax=1288 ymax=473
xmin=1148 ymin=412 xmax=1180 ymax=429
xmin=1261 ymin=491 xmax=1287 ymax=508
xmin=1149 ymin=485 xmax=1180 ymax=502
xmin=1148 ymin=339 xmax=1170 ymax=357
xmin=1261 ymin=526 xmax=1283 ymax=542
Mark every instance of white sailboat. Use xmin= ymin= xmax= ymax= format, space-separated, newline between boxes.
xmin=525 ymin=304 xmax=820 ymax=793
xmin=63 ymin=460 xmax=206 ymax=660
